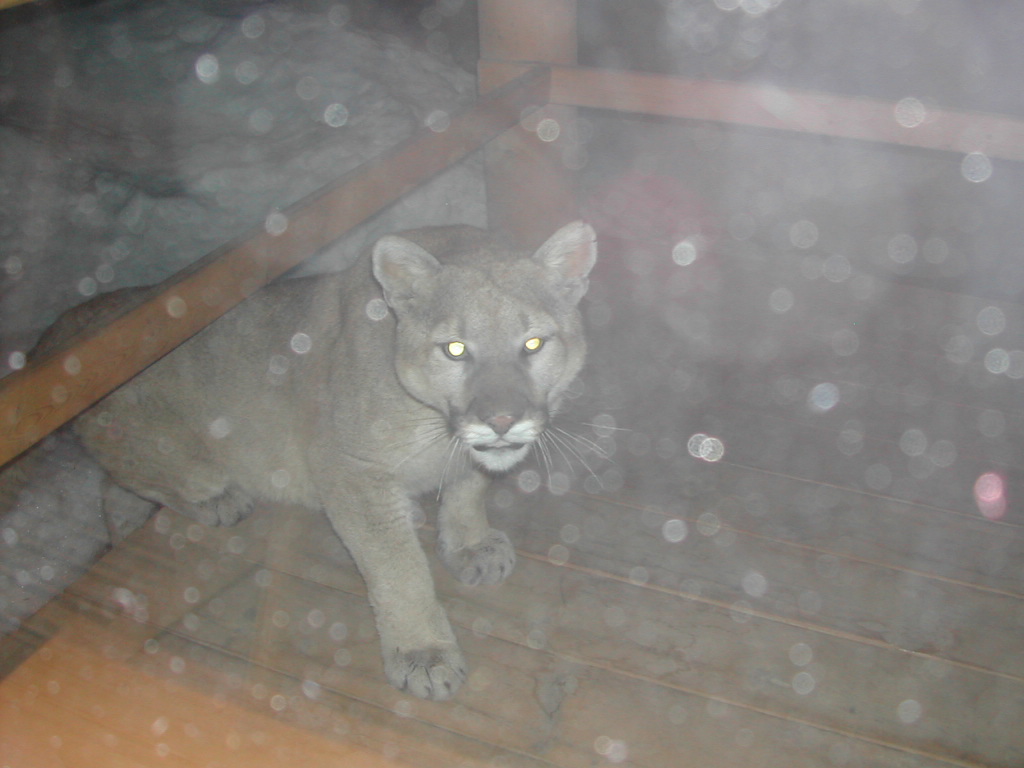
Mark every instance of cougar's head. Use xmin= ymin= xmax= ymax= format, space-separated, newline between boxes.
xmin=372 ymin=222 xmax=597 ymax=474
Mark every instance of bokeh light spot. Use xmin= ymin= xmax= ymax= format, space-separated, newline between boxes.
xmin=961 ymin=152 xmax=993 ymax=183
xmin=973 ymin=472 xmax=1006 ymax=520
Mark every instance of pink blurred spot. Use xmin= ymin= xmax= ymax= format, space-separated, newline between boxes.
xmin=584 ymin=171 xmax=719 ymax=251
xmin=973 ymin=472 xmax=1007 ymax=520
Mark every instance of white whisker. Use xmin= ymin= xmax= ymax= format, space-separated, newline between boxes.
xmin=552 ymin=426 xmax=611 ymax=461
xmin=580 ymin=421 xmax=632 ymax=433
xmin=547 ymin=429 xmax=600 ymax=482
xmin=540 ymin=431 xmax=573 ymax=475
xmin=389 ymin=424 xmax=449 ymax=472
xmin=437 ymin=435 xmax=462 ymax=501
xmin=535 ymin=432 xmax=555 ymax=482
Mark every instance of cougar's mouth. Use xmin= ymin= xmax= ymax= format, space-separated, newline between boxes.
xmin=472 ymin=441 xmax=526 ymax=452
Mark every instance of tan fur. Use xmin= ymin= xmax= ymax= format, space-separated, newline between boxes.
xmin=45 ymin=222 xmax=597 ymax=700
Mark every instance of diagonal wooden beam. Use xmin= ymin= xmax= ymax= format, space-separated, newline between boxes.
xmin=481 ymin=61 xmax=1024 ymax=162
xmin=0 ymin=66 xmax=552 ymax=467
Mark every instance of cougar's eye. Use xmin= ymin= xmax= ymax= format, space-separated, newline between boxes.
xmin=444 ymin=340 xmax=467 ymax=359
xmin=524 ymin=337 xmax=544 ymax=353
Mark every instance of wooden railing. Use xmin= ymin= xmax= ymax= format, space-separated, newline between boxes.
xmin=0 ymin=67 xmax=551 ymax=466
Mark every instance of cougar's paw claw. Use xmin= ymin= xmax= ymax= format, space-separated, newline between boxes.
xmin=440 ymin=529 xmax=516 ymax=586
xmin=384 ymin=645 xmax=468 ymax=701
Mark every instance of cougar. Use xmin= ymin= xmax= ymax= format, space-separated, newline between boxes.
xmin=33 ymin=221 xmax=597 ymax=700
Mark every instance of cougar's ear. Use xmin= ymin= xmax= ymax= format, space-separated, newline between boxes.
xmin=531 ymin=221 xmax=597 ymax=305
xmin=372 ymin=235 xmax=441 ymax=311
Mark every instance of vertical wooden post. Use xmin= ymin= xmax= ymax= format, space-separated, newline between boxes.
xmin=478 ymin=0 xmax=579 ymax=249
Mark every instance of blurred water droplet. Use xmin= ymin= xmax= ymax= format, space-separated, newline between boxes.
xmin=687 ymin=433 xmax=724 ymax=462
xmin=425 ymin=110 xmax=450 ymax=132
xmin=897 ymin=698 xmax=922 ymax=724
xmin=808 ymin=382 xmax=839 ymax=412
xmin=265 ymin=211 xmax=288 ymax=235
xmin=628 ymin=566 xmax=650 ymax=585
xmin=328 ymin=621 xmax=347 ymax=641
xmin=741 ymin=570 xmax=767 ymax=597
xmin=662 ymin=518 xmax=688 ymax=543
xmin=899 ymin=428 xmax=927 ymax=457
xmin=594 ymin=736 xmax=628 ymax=764
xmin=984 ymin=348 xmax=1010 ymax=374
xmin=887 ymin=234 xmax=917 ymax=265
xmin=235 ymin=60 xmax=259 ymax=85
xmin=165 ymin=296 xmax=187 ymax=318
xmin=324 ymin=103 xmax=349 ymax=127
xmin=249 ymin=107 xmax=274 ymax=134
xmin=894 ymin=97 xmax=926 ymax=128
xmin=1006 ymin=351 xmax=1024 ymax=379
xmin=822 ymin=253 xmax=851 ymax=283
xmin=974 ymin=472 xmax=1006 ymax=520
xmin=927 ymin=439 xmax=956 ymax=468
xmin=792 ymin=671 xmax=815 ymax=695
xmin=268 ymin=354 xmax=289 ymax=375
xmin=290 ymin=332 xmax=312 ymax=354
xmin=547 ymin=471 xmax=571 ymax=495
xmin=241 ymin=13 xmax=265 ymax=38
xmin=517 ymin=469 xmax=541 ymax=493
xmin=536 ymin=118 xmax=560 ymax=142
xmin=769 ymin=287 xmax=794 ymax=313
xmin=789 ymin=219 xmax=818 ymax=249
xmin=696 ymin=511 xmax=721 ymax=536
xmin=560 ymin=523 xmax=581 ymax=544
xmin=837 ymin=421 xmax=864 ymax=456
xmin=789 ymin=642 xmax=813 ymax=666
xmin=195 ymin=53 xmax=219 ymax=84
xmin=548 ymin=544 xmax=570 ymax=565
xmin=961 ymin=152 xmax=992 ymax=183
xmin=671 ymin=239 xmax=698 ymax=266
xmin=78 ymin=277 xmax=98 ymax=296
xmin=151 ymin=715 xmax=170 ymax=737
xmin=729 ymin=600 xmax=753 ymax=623
xmin=976 ymin=306 xmax=1006 ymax=336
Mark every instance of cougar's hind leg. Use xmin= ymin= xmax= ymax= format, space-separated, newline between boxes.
xmin=100 ymin=476 xmax=157 ymax=543
xmin=77 ymin=399 xmax=255 ymax=527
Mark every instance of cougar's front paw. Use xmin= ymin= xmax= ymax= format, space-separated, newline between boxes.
xmin=383 ymin=644 xmax=468 ymax=701
xmin=183 ymin=487 xmax=254 ymax=527
xmin=440 ymin=528 xmax=516 ymax=586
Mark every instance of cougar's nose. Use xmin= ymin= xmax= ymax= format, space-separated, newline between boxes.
xmin=487 ymin=414 xmax=516 ymax=435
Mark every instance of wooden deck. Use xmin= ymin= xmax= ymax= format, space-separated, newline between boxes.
xmin=3 ymin=234 xmax=1023 ymax=767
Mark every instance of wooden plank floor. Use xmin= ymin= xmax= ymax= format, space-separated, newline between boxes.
xmin=3 ymin=235 xmax=1023 ymax=767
